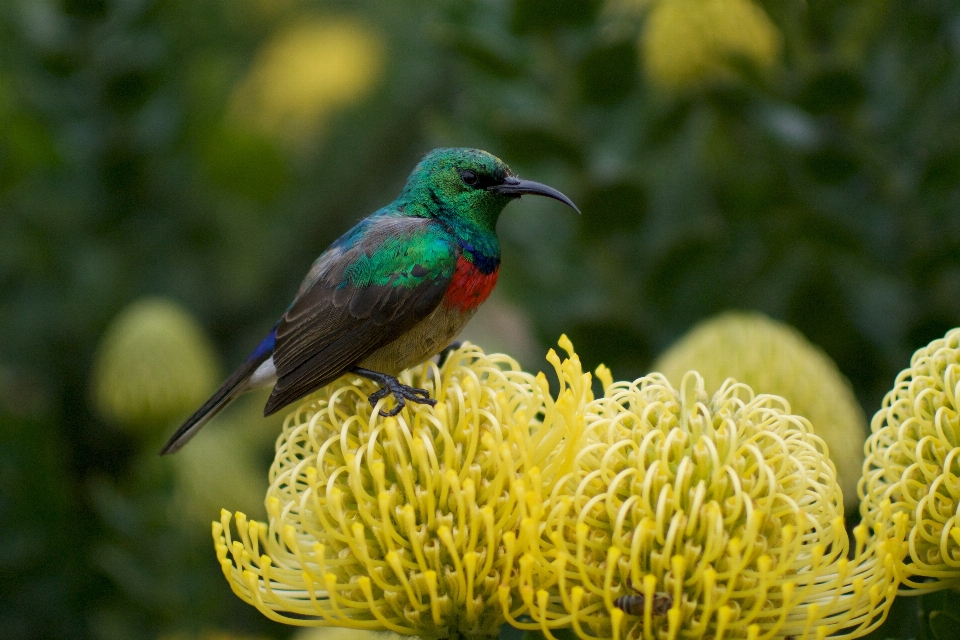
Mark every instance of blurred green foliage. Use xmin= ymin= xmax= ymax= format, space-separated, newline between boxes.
xmin=3 ymin=0 xmax=960 ymax=638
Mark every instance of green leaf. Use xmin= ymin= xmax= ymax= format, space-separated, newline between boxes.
xmin=510 ymin=0 xmax=602 ymax=33
xmin=929 ymin=610 xmax=960 ymax=640
xmin=921 ymin=589 xmax=960 ymax=640
xmin=497 ymin=125 xmax=584 ymax=167
xmin=577 ymin=39 xmax=638 ymax=105
xmin=500 ymin=622 xmax=526 ymax=640
xmin=448 ymin=35 xmax=523 ymax=78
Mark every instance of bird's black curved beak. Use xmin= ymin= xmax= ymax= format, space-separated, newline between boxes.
xmin=490 ymin=176 xmax=580 ymax=213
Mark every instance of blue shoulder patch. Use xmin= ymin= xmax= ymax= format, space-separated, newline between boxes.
xmin=248 ymin=326 xmax=277 ymax=361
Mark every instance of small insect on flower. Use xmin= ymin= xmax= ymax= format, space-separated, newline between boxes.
xmin=613 ymin=578 xmax=673 ymax=616
xmin=512 ymin=369 xmax=903 ymax=640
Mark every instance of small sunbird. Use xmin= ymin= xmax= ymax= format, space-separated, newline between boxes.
xmin=160 ymin=148 xmax=578 ymax=455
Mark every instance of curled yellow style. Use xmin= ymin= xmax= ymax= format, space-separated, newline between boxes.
xmin=213 ymin=341 xmax=592 ymax=636
xmin=861 ymin=327 xmax=960 ymax=592
xmin=213 ymin=339 xmax=902 ymax=639
xmin=506 ymin=369 xmax=901 ymax=640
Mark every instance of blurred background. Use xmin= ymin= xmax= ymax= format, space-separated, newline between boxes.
xmin=3 ymin=0 xmax=960 ymax=638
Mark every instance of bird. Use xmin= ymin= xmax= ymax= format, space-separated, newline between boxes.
xmin=159 ymin=148 xmax=578 ymax=455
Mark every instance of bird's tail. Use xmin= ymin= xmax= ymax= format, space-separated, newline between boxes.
xmin=159 ymin=349 xmax=272 ymax=456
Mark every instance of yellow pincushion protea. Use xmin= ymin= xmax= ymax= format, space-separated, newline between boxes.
xmin=654 ymin=312 xmax=868 ymax=511
xmin=230 ymin=18 xmax=384 ymax=142
xmin=505 ymin=371 xmax=902 ymax=640
xmin=91 ymin=297 xmax=219 ymax=431
xmin=641 ymin=0 xmax=781 ymax=89
xmin=861 ymin=327 xmax=960 ymax=592
xmin=212 ymin=341 xmax=594 ymax=637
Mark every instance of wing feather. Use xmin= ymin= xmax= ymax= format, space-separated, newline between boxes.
xmin=263 ymin=216 xmax=456 ymax=415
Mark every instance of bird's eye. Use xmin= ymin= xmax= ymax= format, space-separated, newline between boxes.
xmin=460 ymin=170 xmax=478 ymax=186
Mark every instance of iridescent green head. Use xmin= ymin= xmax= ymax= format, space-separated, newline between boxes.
xmin=397 ymin=148 xmax=578 ymax=237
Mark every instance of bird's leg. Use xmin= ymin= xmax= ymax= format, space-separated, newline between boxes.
xmin=436 ymin=341 xmax=463 ymax=368
xmin=352 ymin=367 xmax=436 ymax=417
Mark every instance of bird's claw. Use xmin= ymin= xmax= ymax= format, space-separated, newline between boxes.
xmin=351 ymin=366 xmax=437 ymax=417
xmin=380 ymin=402 xmax=405 ymax=417
xmin=369 ymin=378 xmax=436 ymax=417
xmin=368 ymin=386 xmax=392 ymax=404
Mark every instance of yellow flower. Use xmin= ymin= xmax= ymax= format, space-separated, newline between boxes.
xmin=159 ymin=632 xmax=271 ymax=640
xmin=213 ymin=337 xmax=900 ymax=639
xmin=230 ymin=18 xmax=384 ymax=143
xmin=653 ymin=312 xmax=868 ymax=511
xmin=213 ymin=341 xmax=594 ymax=636
xmin=861 ymin=327 xmax=960 ymax=592
xmin=91 ymin=297 xmax=219 ymax=432
xmin=641 ymin=0 xmax=781 ymax=89
xmin=506 ymin=372 xmax=902 ymax=640
xmin=293 ymin=628 xmax=404 ymax=640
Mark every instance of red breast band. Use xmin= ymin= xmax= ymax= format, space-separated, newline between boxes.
xmin=443 ymin=256 xmax=499 ymax=312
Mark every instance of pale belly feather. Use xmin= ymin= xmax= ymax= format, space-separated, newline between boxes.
xmin=358 ymin=304 xmax=476 ymax=375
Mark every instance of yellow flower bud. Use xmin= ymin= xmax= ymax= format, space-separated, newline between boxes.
xmin=91 ymin=298 xmax=218 ymax=432
xmin=230 ymin=18 xmax=384 ymax=143
xmin=654 ymin=312 xmax=868 ymax=511
xmin=172 ymin=416 xmax=270 ymax=529
xmin=641 ymin=0 xmax=781 ymax=89
xmin=293 ymin=629 xmax=404 ymax=640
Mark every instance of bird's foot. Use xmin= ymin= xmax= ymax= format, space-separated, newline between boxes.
xmin=352 ymin=367 xmax=436 ymax=417
xmin=437 ymin=341 xmax=463 ymax=368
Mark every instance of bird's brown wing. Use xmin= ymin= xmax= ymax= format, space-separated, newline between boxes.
xmin=263 ymin=216 xmax=457 ymax=416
